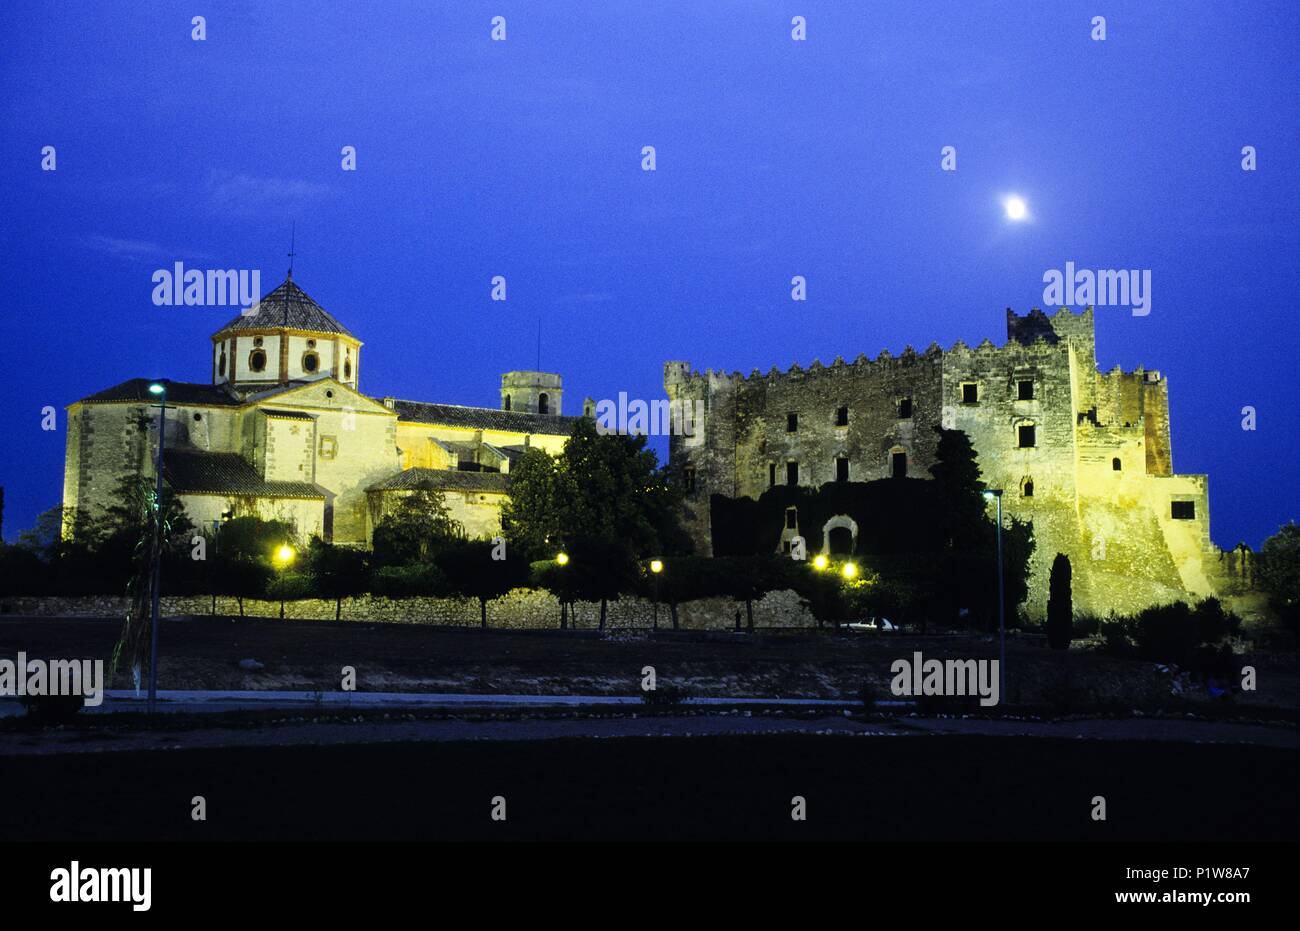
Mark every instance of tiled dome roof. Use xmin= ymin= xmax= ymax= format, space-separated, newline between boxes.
xmin=213 ymin=274 xmax=354 ymax=338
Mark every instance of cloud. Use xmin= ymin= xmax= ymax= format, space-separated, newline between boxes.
xmin=205 ymin=171 xmax=334 ymax=216
xmin=81 ymin=235 xmax=215 ymax=262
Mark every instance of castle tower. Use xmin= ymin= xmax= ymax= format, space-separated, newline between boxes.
xmin=210 ymin=273 xmax=362 ymax=393
xmin=501 ymin=371 xmax=563 ymax=415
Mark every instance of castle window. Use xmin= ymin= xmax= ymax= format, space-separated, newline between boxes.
xmin=248 ymin=349 xmax=267 ymax=373
xmin=1021 ymin=477 xmax=1034 ymax=498
xmin=503 ymin=396 xmax=511 ymax=411
xmin=962 ymin=382 xmax=978 ymax=404
xmin=835 ymin=457 xmax=849 ymax=482
xmin=1171 ymin=500 xmax=1195 ymax=520
xmin=785 ymin=507 xmax=798 ymax=530
xmin=835 ymin=406 xmax=849 ymax=426
xmin=682 ymin=466 xmax=696 ymax=493
xmin=1018 ymin=424 xmax=1036 ymax=448
xmin=1018 ymin=379 xmax=1035 ymax=401
xmin=786 ymin=461 xmax=799 ymax=485
xmin=787 ymin=412 xmax=799 ymax=432
xmin=1112 ymin=457 xmax=1122 ymax=471
xmin=768 ymin=463 xmax=777 ymax=488
xmin=897 ymin=397 xmax=913 ymax=419
xmin=302 ymin=351 xmax=320 ymax=374
xmin=539 ymin=393 xmax=550 ymax=415
xmin=891 ymin=451 xmax=907 ymax=479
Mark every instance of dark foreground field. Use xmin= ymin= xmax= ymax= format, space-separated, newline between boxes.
xmin=4 ymin=614 xmax=1298 ymax=709
xmin=2 ymin=733 xmax=1294 ymax=841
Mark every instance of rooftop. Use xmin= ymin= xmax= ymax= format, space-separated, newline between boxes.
xmin=367 ymin=467 xmax=512 ymax=494
xmin=212 ymin=275 xmax=355 ymax=338
xmin=164 ymin=450 xmax=324 ymax=499
xmin=386 ymin=398 xmax=577 ymax=436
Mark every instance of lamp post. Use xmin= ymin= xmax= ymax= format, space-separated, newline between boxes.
xmin=146 ymin=381 xmax=167 ymax=713
xmin=983 ymin=489 xmax=1006 ymax=703
xmin=273 ymin=544 xmax=296 ymax=619
xmin=650 ymin=559 xmax=663 ymax=630
xmin=556 ymin=552 xmax=569 ymax=628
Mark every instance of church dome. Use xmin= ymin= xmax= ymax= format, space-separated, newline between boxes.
xmin=212 ymin=273 xmax=354 ymax=338
xmin=210 ymin=274 xmax=362 ymax=392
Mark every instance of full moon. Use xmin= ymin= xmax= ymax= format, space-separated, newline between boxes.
xmin=1004 ymin=196 xmax=1028 ymax=221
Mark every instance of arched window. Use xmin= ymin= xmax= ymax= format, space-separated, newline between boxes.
xmin=302 ymin=351 xmax=319 ymax=374
xmin=1112 ymin=457 xmax=1122 ymax=471
xmin=217 ymin=351 xmax=226 ymax=377
xmin=1021 ymin=476 xmax=1035 ymax=498
xmin=538 ymin=393 xmax=550 ymax=415
xmin=343 ymin=349 xmax=352 ymax=380
xmin=503 ymin=395 xmax=511 ymax=411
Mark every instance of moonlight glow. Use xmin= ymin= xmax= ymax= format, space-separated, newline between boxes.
xmin=1004 ymin=196 xmax=1028 ymax=221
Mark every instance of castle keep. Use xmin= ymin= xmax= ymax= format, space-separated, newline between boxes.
xmin=62 ymin=276 xmax=577 ymax=545
xmin=664 ymin=308 xmax=1221 ymax=617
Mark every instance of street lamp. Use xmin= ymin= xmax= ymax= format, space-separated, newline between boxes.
xmin=555 ymin=551 xmax=570 ymax=628
xmin=273 ymin=544 xmax=296 ymax=619
xmin=813 ymin=554 xmax=828 ymax=570
xmin=650 ymin=559 xmax=663 ymax=630
xmin=983 ymin=488 xmax=1006 ymax=704
xmin=146 ymin=381 xmax=167 ymax=713
xmin=841 ymin=561 xmax=858 ymax=580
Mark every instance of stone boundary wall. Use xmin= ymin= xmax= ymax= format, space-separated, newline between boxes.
xmin=0 ymin=589 xmax=818 ymax=631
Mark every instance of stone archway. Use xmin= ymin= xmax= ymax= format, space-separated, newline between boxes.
xmin=822 ymin=514 xmax=858 ymax=556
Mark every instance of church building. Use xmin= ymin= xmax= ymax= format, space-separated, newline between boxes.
xmin=62 ymin=275 xmax=577 ymax=544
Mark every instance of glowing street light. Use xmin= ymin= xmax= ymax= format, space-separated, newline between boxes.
xmin=274 ymin=544 xmax=296 ymax=567
xmin=841 ymin=562 xmax=858 ymax=580
xmin=649 ymin=559 xmax=663 ymax=629
xmin=813 ymin=554 xmax=828 ymax=570
xmin=556 ymin=551 xmax=569 ymax=566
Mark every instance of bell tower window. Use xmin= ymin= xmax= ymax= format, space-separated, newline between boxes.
xmin=248 ymin=349 xmax=267 ymax=373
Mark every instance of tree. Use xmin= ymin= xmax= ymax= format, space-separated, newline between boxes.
xmin=208 ymin=516 xmax=293 ymax=616
xmin=436 ymin=540 xmax=530 ymax=627
xmin=307 ymin=539 xmax=370 ymax=620
xmin=1258 ymin=522 xmax=1300 ymax=631
xmin=371 ymin=483 xmax=464 ymax=566
xmin=928 ymin=427 xmax=987 ymax=551
xmin=562 ymin=535 xmax=641 ymax=629
xmin=503 ymin=419 xmax=691 ymax=568
xmin=499 ymin=448 xmax=568 ymax=562
xmin=1046 ymin=553 xmax=1073 ymax=650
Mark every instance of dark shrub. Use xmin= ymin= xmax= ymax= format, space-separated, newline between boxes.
xmin=1046 ymin=553 xmax=1073 ymax=650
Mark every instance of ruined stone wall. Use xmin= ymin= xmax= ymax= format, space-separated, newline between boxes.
xmin=1 ymin=588 xmax=818 ymax=631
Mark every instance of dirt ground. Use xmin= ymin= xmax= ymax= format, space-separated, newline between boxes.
xmin=2 ymin=614 xmax=1297 ymax=712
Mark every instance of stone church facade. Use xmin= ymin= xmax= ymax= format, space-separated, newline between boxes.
xmin=62 ymin=275 xmax=577 ymax=546
xmin=664 ymin=307 xmax=1225 ymax=617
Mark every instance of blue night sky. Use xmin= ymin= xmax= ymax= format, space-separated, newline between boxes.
xmin=1 ymin=0 xmax=1296 ymax=547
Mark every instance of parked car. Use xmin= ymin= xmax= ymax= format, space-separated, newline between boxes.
xmin=843 ymin=617 xmax=897 ymax=632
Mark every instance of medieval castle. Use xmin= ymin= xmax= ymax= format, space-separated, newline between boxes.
xmin=62 ymin=276 xmax=1226 ymax=617
xmin=664 ymin=307 xmax=1223 ymax=617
